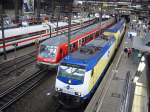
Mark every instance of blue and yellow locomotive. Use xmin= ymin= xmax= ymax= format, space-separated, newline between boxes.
xmin=55 ymin=19 xmax=126 ymax=104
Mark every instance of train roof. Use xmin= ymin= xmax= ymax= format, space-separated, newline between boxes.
xmin=104 ymin=19 xmax=125 ymax=33
xmin=40 ymin=22 xmax=102 ymax=46
xmin=0 ymin=24 xmax=49 ymax=39
xmin=70 ymin=38 xmax=106 ymax=59
xmin=0 ymin=22 xmax=72 ymax=38
xmin=47 ymin=22 xmax=68 ymax=28
xmin=72 ymin=17 xmax=94 ymax=24
xmin=61 ymin=35 xmax=115 ymax=71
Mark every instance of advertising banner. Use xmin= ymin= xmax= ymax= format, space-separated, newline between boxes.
xmin=23 ymin=0 xmax=34 ymax=13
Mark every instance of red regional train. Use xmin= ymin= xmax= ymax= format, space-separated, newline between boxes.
xmin=37 ymin=18 xmax=116 ymax=68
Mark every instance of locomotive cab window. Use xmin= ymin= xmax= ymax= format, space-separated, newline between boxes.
xmin=58 ymin=64 xmax=85 ymax=81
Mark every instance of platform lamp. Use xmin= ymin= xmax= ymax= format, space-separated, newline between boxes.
xmin=67 ymin=13 xmax=72 ymax=55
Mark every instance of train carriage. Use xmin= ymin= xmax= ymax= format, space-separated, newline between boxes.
xmin=104 ymin=19 xmax=126 ymax=48
xmin=55 ymin=18 xmax=126 ymax=105
xmin=37 ymin=18 xmax=116 ymax=68
xmin=0 ymin=17 xmax=97 ymax=53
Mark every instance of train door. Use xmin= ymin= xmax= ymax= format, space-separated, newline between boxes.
xmin=59 ymin=48 xmax=63 ymax=59
xmin=63 ymin=45 xmax=68 ymax=56
xmin=89 ymin=69 xmax=95 ymax=90
xmin=70 ymin=42 xmax=77 ymax=52
xmin=59 ymin=44 xmax=68 ymax=60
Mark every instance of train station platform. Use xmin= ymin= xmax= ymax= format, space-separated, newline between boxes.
xmin=85 ymin=27 xmax=149 ymax=112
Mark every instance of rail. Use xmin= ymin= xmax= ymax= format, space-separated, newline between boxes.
xmin=0 ymin=51 xmax=36 ymax=81
xmin=0 ymin=68 xmax=47 ymax=111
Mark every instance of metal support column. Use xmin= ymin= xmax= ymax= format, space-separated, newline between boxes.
xmin=45 ymin=23 xmax=52 ymax=39
xmin=37 ymin=0 xmax=41 ymax=21
xmin=68 ymin=13 xmax=71 ymax=54
xmin=99 ymin=3 xmax=103 ymax=25
xmin=67 ymin=3 xmax=72 ymax=55
xmin=14 ymin=0 xmax=19 ymax=22
xmin=50 ymin=25 xmax=51 ymax=38
xmin=56 ymin=14 xmax=59 ymax=35
xmin=13 ymin=43 xmax=18 ymax=76
xmin=0 ymin=0 xmax=7 ymax=60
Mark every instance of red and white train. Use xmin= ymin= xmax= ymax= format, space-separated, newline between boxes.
xmin=0 ymin=17 xmax=97 ymax=53
xmin=37 ymin=18 xmax=116 ymax=68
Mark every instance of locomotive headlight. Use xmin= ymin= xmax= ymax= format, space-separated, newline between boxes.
xmin=56 ymin=88 xmax=62 ymax=92
xmin=75 ymin=92 xmax=81 ymax=96
xmin=78 ymin=93 xmax=81 ymax=96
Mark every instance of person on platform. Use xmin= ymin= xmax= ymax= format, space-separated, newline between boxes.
xmin=127 ymin=48 xmax=132 ymax=58
xmin=124 ymin=47 xmax=128 ymax=57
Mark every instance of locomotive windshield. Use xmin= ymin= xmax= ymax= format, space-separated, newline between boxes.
xmin=39 ymin=45 xmax=57 ymax=58
xmin=58 ymin=65 xmax=85 ymax=81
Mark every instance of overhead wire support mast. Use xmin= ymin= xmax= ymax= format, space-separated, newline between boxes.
xmin=46 ymin=23 xmax=52 ymax=38
xmin=0 ymin=1 xmax=7 ymax=60
xmin=37 ymin=0 xmax=41 ymax=22
xmin=67 ymin=6 xmax=72 ymax=55
xmin=99 ymin=3 xmax=103 ymax=26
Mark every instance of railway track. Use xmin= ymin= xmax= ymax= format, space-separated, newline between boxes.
xmin=0 ymin=51 xmax=37 ymax=81
xmin=0 ymin=50 xmax=36 ymax=71
xmin=0 ymin=68 xmax=47 ymax=111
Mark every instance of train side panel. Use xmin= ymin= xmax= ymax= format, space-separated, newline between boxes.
xmin=87 ymin=39 xmax=116 ymax=98
xmin=103 ymin=32 xmax=119 ymax=48
xmin=104 ymin=22 xmax=126 ymax=48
